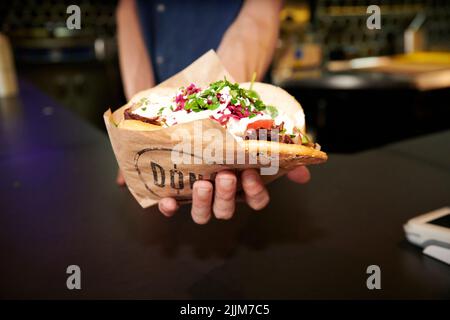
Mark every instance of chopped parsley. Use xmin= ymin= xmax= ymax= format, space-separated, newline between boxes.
xmin=267 ymin=105 xmax=279 ymax=119
xmin=138 ymin=97 xmax=149 ymax=106
xmin=301 ymin=134 xmax=310 ymax=144
xmin=177 ymin=78 xmax=273 ymax=119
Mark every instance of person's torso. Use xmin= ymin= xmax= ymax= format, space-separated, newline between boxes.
xmin=136 ymin=0 xmax=243 ymax=83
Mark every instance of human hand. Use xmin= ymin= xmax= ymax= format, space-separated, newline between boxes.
xmin=117 ymin=167 xmax=310 ymax=224
xmin=118 ymin=166 xmax=309 ymax=224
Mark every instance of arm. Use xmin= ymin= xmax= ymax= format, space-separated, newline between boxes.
xmin=116 ymin=0 xmax=155 ymax=185
xmin=116 ymin=0 xmax=155 ymax=100
xmin=217 ymin=0 xmax=282 ymax=82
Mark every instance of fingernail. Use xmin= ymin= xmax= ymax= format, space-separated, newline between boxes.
xmin=245 ymin=173 xmax=258 ymax=185
xmin=197 ymin=187 xmax=210 ymax=198
xmin=219 ymin=178 xmax=234 ymax=189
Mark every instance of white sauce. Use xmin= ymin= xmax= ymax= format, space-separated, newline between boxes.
xmin=131 ymin=86 xmax=305 ymax=140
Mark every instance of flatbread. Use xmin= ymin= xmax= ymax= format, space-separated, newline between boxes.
xmin=104 ymin=51 xmax=327 ymax=208
xmin=117 ymin=82 xmax=327 ymax=166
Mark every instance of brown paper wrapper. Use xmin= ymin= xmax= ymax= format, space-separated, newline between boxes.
xmin=104 ymin=50 xmax=324 ymax=208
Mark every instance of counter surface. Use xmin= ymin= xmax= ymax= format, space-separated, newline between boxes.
xmin=1 ymin=80 xmax=449 ymax=299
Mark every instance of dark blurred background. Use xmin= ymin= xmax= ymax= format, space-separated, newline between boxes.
xmin=0 ymin=0 xmax=123 ymax=130
xmin=1 ymin=0 xmax=449 ymax=152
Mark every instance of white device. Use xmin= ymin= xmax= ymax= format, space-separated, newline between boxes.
xmin=404 ymin=207 xmax=450 ymax=265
